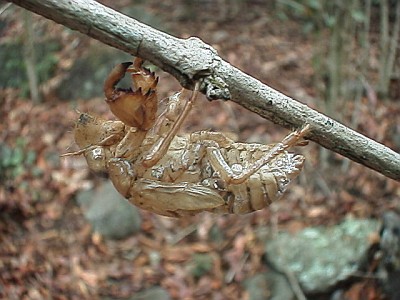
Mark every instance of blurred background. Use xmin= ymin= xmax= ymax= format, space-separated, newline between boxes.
xmin=1 ymin=0 xmax=399 ymax=299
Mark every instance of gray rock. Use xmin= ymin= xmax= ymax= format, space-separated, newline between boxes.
xmin=76 ymin=181 xmax=141 ymax=239
xmin=243 ymin=271 xmax=296 ymax=300
xmin=265 ymin=218 xmax=380 ymax=294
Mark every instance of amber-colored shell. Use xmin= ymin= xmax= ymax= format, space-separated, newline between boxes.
xmin=129 ymin=58 xmax=158 ymax=93
xmin=104 ymin=58 xmax=158 ymax=130
xmin=74 ymin=113 xmax=125 ymax=149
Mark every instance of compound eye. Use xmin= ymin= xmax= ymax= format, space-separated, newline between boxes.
xmin=84 ymin=147 xmax=107 ymax=173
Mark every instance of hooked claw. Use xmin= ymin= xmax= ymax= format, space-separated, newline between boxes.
xmin=104 ymin=58 xmax=159 ymax=130
xmin=103 ymin=62 xmax=133 ymax=100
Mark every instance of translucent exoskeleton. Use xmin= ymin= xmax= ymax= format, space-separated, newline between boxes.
xmin=63 ymin=58 xmax=309 ymax=217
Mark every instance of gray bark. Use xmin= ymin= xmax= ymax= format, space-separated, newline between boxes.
xmin=6 ymin=0 xmax=400 ymax=181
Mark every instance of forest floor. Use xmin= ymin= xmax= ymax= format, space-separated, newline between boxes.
xmin=1 ymin=1 xmax=399 ymax=299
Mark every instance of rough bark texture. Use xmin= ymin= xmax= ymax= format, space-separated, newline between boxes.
xmin=6 ymin=0 xmax=400 ymax=181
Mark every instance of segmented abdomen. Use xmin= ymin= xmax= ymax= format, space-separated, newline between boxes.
xmin=210 ymin=143 xmax=305 ymax=214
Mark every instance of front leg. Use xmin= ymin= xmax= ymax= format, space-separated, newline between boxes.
xmin=138 ymin=82 xmax=201 ymax=169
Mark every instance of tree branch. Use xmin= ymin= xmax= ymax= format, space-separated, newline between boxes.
xmin=6 ymin=0 xmax=400 ymax=181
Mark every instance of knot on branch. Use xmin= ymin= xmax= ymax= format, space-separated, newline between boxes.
xmin=181 ymin=37 xmax=231 ymax=100
xmin=200 ymin=74 xmax=231 ymax=100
